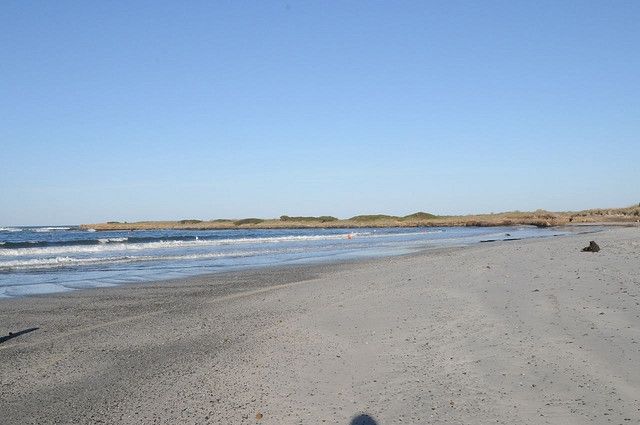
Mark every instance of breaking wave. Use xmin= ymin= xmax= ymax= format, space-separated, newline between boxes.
xmin=0 ymin=232 xmax=386 ymax=256
xmin=0 ymin=250 xmax=273 ymax=271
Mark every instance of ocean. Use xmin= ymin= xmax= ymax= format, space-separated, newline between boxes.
xmin=0 ymin=225 xmax=569 ymax=297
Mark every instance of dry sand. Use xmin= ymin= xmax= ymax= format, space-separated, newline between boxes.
xmin=1 ymin=227 xmax=639 ymax=424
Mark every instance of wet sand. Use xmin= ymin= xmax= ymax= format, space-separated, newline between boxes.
xmin=1 ymin=227 xmax=639 ymax=424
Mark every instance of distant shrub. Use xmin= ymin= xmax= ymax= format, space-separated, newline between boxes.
xmin=403 ymin=212 xmax=438 ymax=220
xmin=234 ymin=218 xmax=264 ymax=226
xmin=318 ymin=216 xmax=338 ymax=222
xmin=179 ymin=219 xmax=203 ymax=224
xmin=349 ymin=214 xmax=399 ymax=222
xmin=107 ymin=221 xmax=120 ymax=224
xmin=280 ymin=215 xmax=338 ymax=223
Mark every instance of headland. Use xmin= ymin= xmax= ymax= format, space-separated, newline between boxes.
xmin=80 ymin=205 xmax=640 ymax=231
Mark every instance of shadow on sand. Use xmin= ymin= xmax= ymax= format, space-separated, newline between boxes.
xmin=0 ymin=327 xmax=39 ymax=344
xmin=350 ymin=414 xmax=378 ymax=425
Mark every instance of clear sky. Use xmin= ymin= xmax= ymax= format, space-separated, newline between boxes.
xmin=1 ymin=1 xmax=638 ymax=225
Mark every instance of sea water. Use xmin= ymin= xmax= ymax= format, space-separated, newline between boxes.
xmin=0 ymin=225 xmax=568 ymax=297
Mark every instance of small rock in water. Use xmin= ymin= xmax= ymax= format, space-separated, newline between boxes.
xmin=581 ymin=241 xmax=600 ymax=252
xmin=256 ymin=412 xmax=263 ymax=420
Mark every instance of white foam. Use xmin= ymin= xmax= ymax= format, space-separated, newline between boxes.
xmin=0 ymin=256 xmax=111 ymax=269
xmin=31 ymin=227 xmax=72 ymax=232
xmin=0 ymin=227 xmax=22 ymax=232
xmin=0 ymin=250 xmax=273 ymax=270
xmin=0 ymin=233 xmax=358 ymax=257
xmin=97 ymin=237 xmax=128 ymax=243
xmin=0 ymin=230 xmax=450 ymax=257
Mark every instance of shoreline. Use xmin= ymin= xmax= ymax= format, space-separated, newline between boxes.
xmin=0 ymin=224 xmax=581 ymax=299
xmin=1 ymin=227 xmax=639 ymax=424
xmin=0 ymin=242 xmax=465 ymax=301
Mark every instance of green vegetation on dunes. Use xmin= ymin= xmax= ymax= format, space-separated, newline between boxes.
xmin=280 ymin=215 xmax=338 ymax=222
xmin=403 ymin=212 xmax=438 ymax=220
xmin=349 ymin=214 xmax=400 ymax=222
xmin=81 ymin=204 xmax=640 ymax=230
xmin=233 ymin=218 xmax=264 ymax=226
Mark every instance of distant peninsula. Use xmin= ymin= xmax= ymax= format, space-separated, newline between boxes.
xmin=79 ymin=205 xmax=640 ymax=231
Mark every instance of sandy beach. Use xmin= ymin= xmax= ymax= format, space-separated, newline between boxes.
xmin=1 ymin=227 xmax=639 ymax=424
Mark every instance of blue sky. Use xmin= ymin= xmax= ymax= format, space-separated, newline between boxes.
xmin=1 ymin=1 xmax=638 ymax=225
